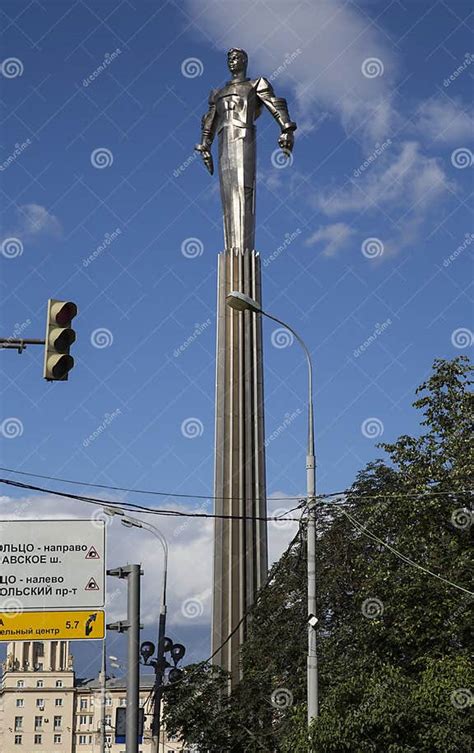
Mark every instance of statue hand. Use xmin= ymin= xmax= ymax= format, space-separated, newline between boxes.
xmin=278 ymin=131 xmax=294 ymax=153
xmin=195 ymin=144 xmax=214 ymax=175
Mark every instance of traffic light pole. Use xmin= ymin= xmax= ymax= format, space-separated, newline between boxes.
xmin=107 ymin=565 xmax=143 ymax=753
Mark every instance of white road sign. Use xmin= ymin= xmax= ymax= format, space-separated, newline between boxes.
xmin=0 ymin=519 xmax=106 ymax=610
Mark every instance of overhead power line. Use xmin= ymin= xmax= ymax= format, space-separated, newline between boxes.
xmin=337 ymin=506 xmax=473 ymax=596
xmin=0 ymin=466 xmax=471 ymax=505
xmin=0 ymin=478 xmax=305 ymax=523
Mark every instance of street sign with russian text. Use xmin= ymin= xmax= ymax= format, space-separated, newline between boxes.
xmin=0 ymin=609 xmax=105 ymax=641
xmin=0 ymin=519 xmax=105 ymax=610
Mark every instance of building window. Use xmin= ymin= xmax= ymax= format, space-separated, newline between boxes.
xmin=55 ymin=698 xmax=63 ymax=706
xmin=34 ymin=716 xmax=43 ymax=730
xmin=53 ymin=716 xmax=62 ymax=729
xmin=105 ymin=696 xmax=112 ymax=706
xmin=34 ymin=734 xmax=42 ymax=744
xmin=105 ymin=715 xmax=111 ymax=726
xmin=79 ymin=714 xmax=88 ymax=725
xmin=119 ymin=697 xmax=126 ymax=706
xmin=36 ymin=699 xmax=45 ymax=708
xmin=16 ymin=681 xmax=24 ymax=688
xmin=16 ymin=699 xmax=24 ymax=708
xmin=78 ymin=735 xmax=87 ymax=745
xmin=54 ymin=734 xmax=61 ymax=744
xmin=36 ymin=680 xmax=44 ymax=688
xmin=55 ymin=680 xmax=63 ymax=688
xmin=14 ymin=734 xmax=22 ymax=745
xmin=14 ymin=717 xmax=23 ymax=731
xmin=80 ymin=697 xmax=88 ymax=709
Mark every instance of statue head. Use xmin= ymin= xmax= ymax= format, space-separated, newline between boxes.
xmin=227 ymin=48 xmax=248 ymax=76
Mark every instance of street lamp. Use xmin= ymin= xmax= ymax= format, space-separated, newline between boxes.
xmin=103 ymin=508 xmax=169 ymax=753
xmin=226 ymin=290 xmax=318 ymax=728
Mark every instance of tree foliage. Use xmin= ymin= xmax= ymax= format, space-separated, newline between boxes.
xmin=164 ymin=358 xmax=473 ymax=751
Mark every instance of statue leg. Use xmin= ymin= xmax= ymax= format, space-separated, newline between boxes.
xmin=218 ymin=127 xmax=256 ymax=253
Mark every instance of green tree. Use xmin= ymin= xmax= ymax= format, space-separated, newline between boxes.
xmin=164 ymin=358 xmax=473 ymax=751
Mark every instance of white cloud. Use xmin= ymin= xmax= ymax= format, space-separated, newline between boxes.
xmin=186 ymin=0 xmax=397 ymax=142
xmin=414 ymin=96 xmax=474 ymax=144
xmin=18 ymin=203 xmax=62 ymax=237
xmin=316 ymin=141 xmax=451 ymax=217
xmin=305 ymin=222 xmax=355 ymax=256
xmin=0 ymin=493 xmax=297 ymax=632
xmin=1 ymin=203 xmax=62 ymax=248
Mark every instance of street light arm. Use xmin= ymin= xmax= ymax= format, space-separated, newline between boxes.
xmin=259 ymin=309 xmax=314 ymax=457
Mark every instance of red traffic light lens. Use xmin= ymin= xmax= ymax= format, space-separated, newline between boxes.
xmin=55 ymin=302 xmax=78 ymax=327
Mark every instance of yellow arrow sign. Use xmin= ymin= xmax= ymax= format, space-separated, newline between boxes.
xmin=0 ymin=610 xmax=105 ymax=641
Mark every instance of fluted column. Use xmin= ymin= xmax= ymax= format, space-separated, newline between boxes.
xmin=212 ymin=248 xmax=267 ymax=685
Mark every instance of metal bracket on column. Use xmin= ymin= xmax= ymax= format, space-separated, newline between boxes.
xmin=107 ymin=620 xmax=130 ymax=633
xmin=107 ymin=566 xmax=144 ymax=579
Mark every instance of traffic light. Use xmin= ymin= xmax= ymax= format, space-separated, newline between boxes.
xmin=43 ymin=299 xmax=77 ymax=381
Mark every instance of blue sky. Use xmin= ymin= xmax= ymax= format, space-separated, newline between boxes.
xmin=0 ymin=0 xmax=473 ymax=675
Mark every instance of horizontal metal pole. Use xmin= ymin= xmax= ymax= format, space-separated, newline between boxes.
xmin=0 ymin=338 xmax=45 ymax=346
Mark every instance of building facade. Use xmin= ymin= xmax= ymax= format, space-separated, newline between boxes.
xmin=0 ymin=640 xmax=187 ymax=753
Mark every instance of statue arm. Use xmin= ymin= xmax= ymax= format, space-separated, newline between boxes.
xmin=256 ymin=77 xmax=297 ymax=151
xmin=196 ymin=89 xmax=217 ymax=174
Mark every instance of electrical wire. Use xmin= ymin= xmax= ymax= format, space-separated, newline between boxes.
xmin=0 ymin=477 xmax=470 ymax=593
xmin=336 ymin=506 xmax=474 ymax=596
xmin=0 ymin=478 xmax=304 ymax=523
xmin=160 ymin=524 xmax=304 ymax=693
xmin=0 ymin=465 xmax=471 ymax=504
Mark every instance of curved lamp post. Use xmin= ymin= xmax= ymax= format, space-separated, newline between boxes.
xmin=103 ymin=509 xmax=168 ymax=753
xmin=226 ymin=290 xmax=318 ymax=727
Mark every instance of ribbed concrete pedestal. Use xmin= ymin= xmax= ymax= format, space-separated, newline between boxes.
xmin=212 ymin=249 xmax=268 ymax=686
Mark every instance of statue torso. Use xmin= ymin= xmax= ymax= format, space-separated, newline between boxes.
xmin=214 ymin=79 xmax=260 ymax=132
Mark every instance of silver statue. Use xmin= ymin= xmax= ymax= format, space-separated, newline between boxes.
xmin=196 ymin=48 xmax=297 ymax=252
